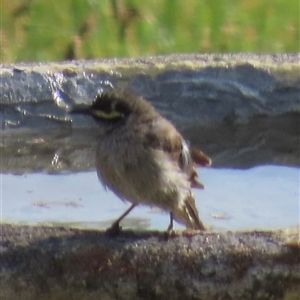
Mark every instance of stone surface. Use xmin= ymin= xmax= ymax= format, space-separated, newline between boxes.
xmin=1 ymin=54 xmax=299 ymax=299
xmin=1 ymin=224 xmax=299 ymax=300
xmin=1 ymin=54 xmax=300 ymax=173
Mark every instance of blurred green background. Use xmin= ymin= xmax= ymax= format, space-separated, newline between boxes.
xmin=1 ymin=0 xmax=299 ymax=63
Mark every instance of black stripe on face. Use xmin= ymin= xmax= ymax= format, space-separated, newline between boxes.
xmin=91 ymin=95 xmax=113 ymax=114
xmin=91 ymin=94 xmax=132 ymax=117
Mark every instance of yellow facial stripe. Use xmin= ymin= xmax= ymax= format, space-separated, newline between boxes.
xmin=93 ymin=110 xmax=123 ymax=120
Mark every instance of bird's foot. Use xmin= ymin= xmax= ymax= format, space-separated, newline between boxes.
xmin=167 ymin=222 xmax=174 ymax=232
xmin=106 ymin=222 xmax=122 ymax=236
xmin=163 ymin=223 xmax=177 ymax=240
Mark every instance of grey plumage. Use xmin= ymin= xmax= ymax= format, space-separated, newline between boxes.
xmin=71 ymin=90 xmax=211 ymax=232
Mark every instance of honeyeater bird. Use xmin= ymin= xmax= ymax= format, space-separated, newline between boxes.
xmin=70 ymin=90 xmax=211 ymax=233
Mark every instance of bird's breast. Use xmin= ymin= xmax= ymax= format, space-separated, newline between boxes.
xmin=95 ymin=130 xmax=191 ymax=208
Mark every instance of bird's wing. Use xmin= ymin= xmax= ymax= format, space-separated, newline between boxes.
xmin=142 ymin=118 xmax=208 ymax=230
xmin=144 ymin=118 xmax=207 ymax=189
xmin=144 ymin=118 xmax=184 ymax=162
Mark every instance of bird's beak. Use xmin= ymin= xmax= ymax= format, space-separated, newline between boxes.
xmin=68 ymin=104 xmax=91 ymax=115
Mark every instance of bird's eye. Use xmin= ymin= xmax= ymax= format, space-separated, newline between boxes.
xmin=92 ymin=109 xmax=124 ymax=120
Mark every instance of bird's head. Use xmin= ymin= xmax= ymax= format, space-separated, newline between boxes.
xmin=70 ymin=90 xmax=157 ymax=129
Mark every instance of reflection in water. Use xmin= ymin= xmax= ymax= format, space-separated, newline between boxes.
xmin=2 ymin=166 xmax=299 ymax=231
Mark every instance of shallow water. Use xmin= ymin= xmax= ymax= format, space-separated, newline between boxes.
xmin=2 ymin=166 xmax=299 ymax=231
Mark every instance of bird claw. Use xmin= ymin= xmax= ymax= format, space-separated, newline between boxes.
xmin=167 ymin=223 xmax=174 ymax=232
xmin=106 ymin=222 xmax=122 ymax=236
xmin=163 ymin=221 xmax=176 ymax=240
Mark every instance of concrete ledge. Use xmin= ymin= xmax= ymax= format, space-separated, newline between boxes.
xmin=1 ymin=224 xmax=299 ymax=300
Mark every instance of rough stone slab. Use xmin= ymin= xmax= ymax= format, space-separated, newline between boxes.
xmin=0 ymin=224 xmax=299 ymax=300
xmin=1 ymin=54 xmax=299 ymax=172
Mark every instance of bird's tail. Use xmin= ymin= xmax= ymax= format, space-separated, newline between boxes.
xmin=174 ymin=193 xmax=205 ymax=230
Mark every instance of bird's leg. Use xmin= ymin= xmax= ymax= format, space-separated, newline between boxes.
xmin=163 ymin=212 xmax=176 ymax=240
xmin=167 ymin=212 xmax=174 ymax=232
xmin=106 ymin=204 xmax=137 ymax=234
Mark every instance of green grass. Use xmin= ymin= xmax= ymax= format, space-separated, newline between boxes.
xmin=1 ymin=0 xmax=299 ymax=63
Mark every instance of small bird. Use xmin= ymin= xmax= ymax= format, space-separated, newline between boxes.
xmin=70 ymin=90 xmax=211 ymax=233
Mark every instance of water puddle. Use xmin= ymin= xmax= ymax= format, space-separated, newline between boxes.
xmin=2 ymin=166 xmax=299 ymax=231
